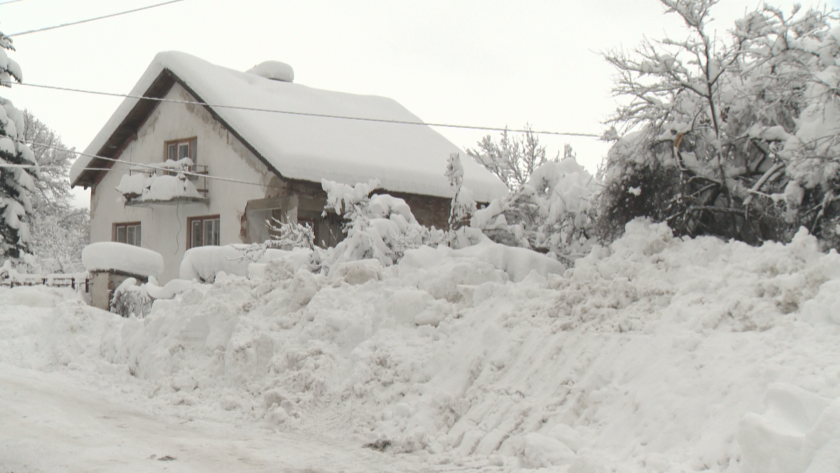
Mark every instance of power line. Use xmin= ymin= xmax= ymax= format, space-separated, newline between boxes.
xmin=25 ymin=141 xmax=286 ymax=190
xmin=8 ymin=0 xmax=184 ymax=37
xmin=19 ymin=81 xmax=603 ymax=138
xmin=0 ymin=0 xmax=26 ymax=6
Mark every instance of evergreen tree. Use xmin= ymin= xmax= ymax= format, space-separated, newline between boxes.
xmin=0 ymin=30 xmax=38 ymax=259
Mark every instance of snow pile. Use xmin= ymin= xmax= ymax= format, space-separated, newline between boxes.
xmin=738 ymin=383 xmax=840 ymax=473
xmin=82 ymin=242 xmax=163 ymax=278
xmin=180 ymin=245 xmax=311 ymax=282
xmin=13 ymin=219 xmax=840 ymax=472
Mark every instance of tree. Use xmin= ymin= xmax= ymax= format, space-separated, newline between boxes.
xmin=466 ymin=125 xmax=554 ymax=190
xmin=20 ymin=111 xmax=89 ymax=273
xmin=0 ymin=30 xmax=39 ymax=259
xmin=598 ymin=0 xmax=839 ymax=248
xmin=22 ymin=110 xmax=75 ymax=216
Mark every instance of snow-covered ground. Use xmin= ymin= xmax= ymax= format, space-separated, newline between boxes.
xmin=2 ymin=220 xmax=840 ymax=472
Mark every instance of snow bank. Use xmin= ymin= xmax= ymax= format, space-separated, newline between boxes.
xmin=81 ymin=242 xmax=164 ymax=278
xmin=400 ymin=240 xmax=565 ymax=284
xmin=0 ymin=286 xmax=81 ymax=309
xmin=180 ymin=245 xmax=311 ymax=282
xmin=15 ymin=219 xmax=840 ymax=472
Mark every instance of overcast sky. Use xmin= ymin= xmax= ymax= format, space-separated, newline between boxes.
xmin=2 ymin=0 xmax=832 ymax=208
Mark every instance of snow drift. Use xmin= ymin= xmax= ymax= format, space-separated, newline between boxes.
xmin=10 ymin=220 xmax=840 ymax=472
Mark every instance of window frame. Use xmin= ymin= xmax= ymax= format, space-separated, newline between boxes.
xmin=187 ymin=215 xmax=221 ymax=249
xmin=113 ymin=221 xmax=142 ymax=247
xmin=164 ymin=137 xmax=198 ymax=164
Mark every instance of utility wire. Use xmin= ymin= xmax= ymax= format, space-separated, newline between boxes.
xmin=0 ymin=0 xmax=26 ymax=6
xmin=19 ymin=82 xmax=603 ymax=138
xmin=8 ymin=0 xmax=184 ymax=37
xmin=22 ymin=141 xmax=287 ymax=189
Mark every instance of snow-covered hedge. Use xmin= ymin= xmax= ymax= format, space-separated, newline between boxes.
xmin=81 ymin=242 xmax=163 ymax=278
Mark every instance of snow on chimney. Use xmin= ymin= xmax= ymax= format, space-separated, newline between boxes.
xmin=246 ymin=61 xmax=294 ymax=83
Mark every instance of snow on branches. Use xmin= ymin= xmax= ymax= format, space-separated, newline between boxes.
xmin=0 ymin=30 xmax=38 ymax=259
xmin=319 ymin=179 xmax=443 ymax=268
xmin=472 ymin=157 xmax=598 ymax=261
xmin=466 ymin=125 xmax=552 ymax=190
xmin=599 ymin=0 xmax=840 ymax=249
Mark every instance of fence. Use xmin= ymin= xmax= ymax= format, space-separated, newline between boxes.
xmin=0 ymin=273 xmax=89 ymax=292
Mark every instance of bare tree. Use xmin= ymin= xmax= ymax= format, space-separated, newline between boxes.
xmin=466 ymin=125 xmax=554 ymax=190
xmin=22 ymin=110 xmax=75 ymax=216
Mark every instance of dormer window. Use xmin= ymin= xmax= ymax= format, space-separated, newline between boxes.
xmin=166 ymin=138 xmax=197 ymax=164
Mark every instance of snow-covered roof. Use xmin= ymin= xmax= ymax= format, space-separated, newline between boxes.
xmin=70 ymin=52 xmax=507 ymax=202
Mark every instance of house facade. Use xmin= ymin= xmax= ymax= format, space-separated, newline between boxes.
xmin=70 ymin=52 xmax=506 ymax=282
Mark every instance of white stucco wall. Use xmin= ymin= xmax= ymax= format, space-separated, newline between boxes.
xmin=89 ymin=83 xmax=276 ymax=282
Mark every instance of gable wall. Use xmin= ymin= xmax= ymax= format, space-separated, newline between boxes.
xmin=89 ymin=82 xmax=277 ymax=282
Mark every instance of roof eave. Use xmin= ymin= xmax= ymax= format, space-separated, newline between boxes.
xmin=71 ymin=69 xmax=177 ymax=188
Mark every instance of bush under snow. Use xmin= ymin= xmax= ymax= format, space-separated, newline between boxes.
xmin=472 ymin=157 xmax=598 ymax=260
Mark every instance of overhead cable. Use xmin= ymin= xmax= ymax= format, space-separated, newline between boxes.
xmin=9 ymin=0 xmax=185 ymax=37
xmin=19 ymin=82 xmax=603 ymax=138
xmin=24 ymin=141 xmax=286 ymax=189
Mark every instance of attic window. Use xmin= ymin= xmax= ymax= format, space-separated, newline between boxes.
xmin=166 ymin=138 xmax=197 ymax=164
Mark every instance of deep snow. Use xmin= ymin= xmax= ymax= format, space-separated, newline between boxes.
xmin=2 ymin=221 xmax=840 ymax=472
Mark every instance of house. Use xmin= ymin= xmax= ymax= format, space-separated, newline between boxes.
xmin=69 ymin=52 xmax=506 ymax=282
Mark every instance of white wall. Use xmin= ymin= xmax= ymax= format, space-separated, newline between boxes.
xmin=89 ymin=83 xmax=275 ymax=282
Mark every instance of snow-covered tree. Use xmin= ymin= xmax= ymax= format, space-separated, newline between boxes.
xmin=19 ymin=110 xmax=88 ymax=273
xmin=0 ymin=31 xmax=39 ymax=259
xmin=22 ymin=110 xmax=74 ymax=216
xmin=598 ymin=1 xmax=840 ymax=248
xmin=445 ymin=153 xmax=476 ymax=230
xmin=466 ymin=125 xmax=553 ymax=190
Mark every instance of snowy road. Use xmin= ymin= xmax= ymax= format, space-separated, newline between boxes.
xmin=0 ymin=364 xmax=420 ymax=473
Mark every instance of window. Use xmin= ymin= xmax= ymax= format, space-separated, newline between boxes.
xmin=114 ymin=222 xmax=142 ymax=246
xmin=165 ymin=138 xmax=197 ymax=164
xmin=188 ymin=215 xmax=220 ymax=248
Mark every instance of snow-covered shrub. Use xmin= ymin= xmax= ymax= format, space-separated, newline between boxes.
xmin=267 ymin=217 xmax=314 ymax=250
xmin=599 ymin=1 xmax=840 ymax=247
xmin=319 ymin=179 xmax=444 ymax=269
xmin=110 ymin=277 xmax=152 ymax=318
xmin=472 ymin=157 xmax=598 ymax=260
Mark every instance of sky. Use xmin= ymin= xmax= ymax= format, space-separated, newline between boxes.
xmin=1 ymin=0 xmax=832 ymax=208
